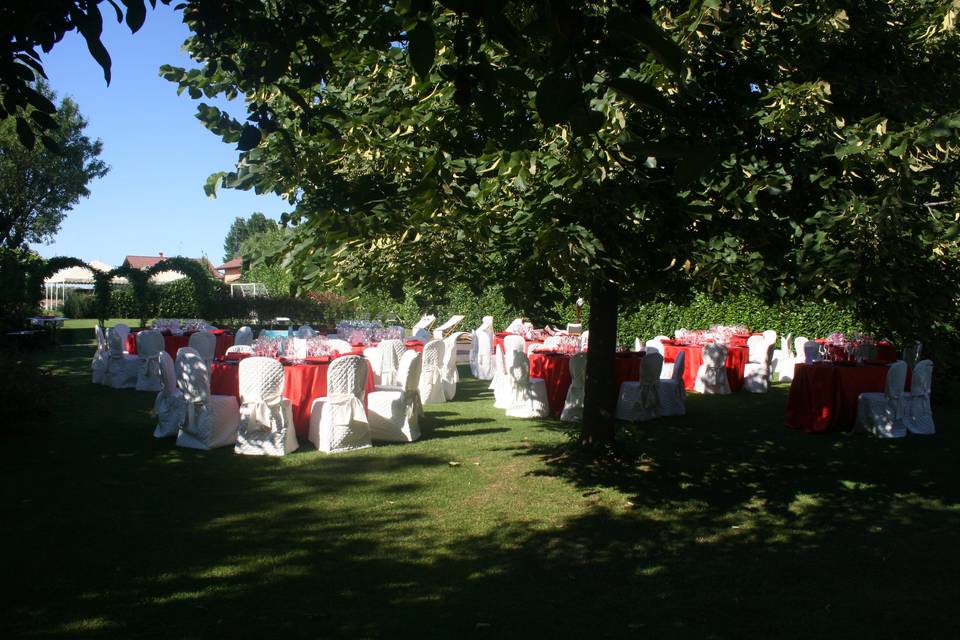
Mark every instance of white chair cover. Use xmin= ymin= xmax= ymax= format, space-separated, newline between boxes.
xmin=762 ymin=329 xmax=777 ymax=345
xmin=135 ymin=329 xmax=165 ymax=392
xmin=368 ymin=351 xmax=423 ymax=442
xmin=234 ymin=326 xmax=254 ymax=346
xmin=803 ymin=340 xmax=821 ymax=364
xmin=418 ymin=339 xmax=447 ymax=405
xmin=855 ymin=360 xmax=908 ymax=438
xmin=104 ymin=327 xmax=139 ymax=389
xmin=794 ymin=337 xmax=810 ymax=363
xmin=472 ymin=329 xmax=495 ymax=380
xmin=658 ymin=350 xmax=686 ymax=416
xmin=309 ymin=355 xmax=371 ymax=453
xmin=226 ymin=345 xmax=254 ymax=355
xmin=580 ymin=330 xmax=589 ymax=350
xmin=363 ymin=346 xmax=383 ymax=384
xmin=505 ymin=317 xmax=524 ymax=334
xmin=326 ymin=338 xmax=354 ymax=355
xmin=634 ymin=337 xmax=643 ymax=353
xmin=504 ymin=350 xmax=550 ymax=418
xmin=153 ymin=351 xmax=186 ymax=438
xmin=233 ymin=356 xmax=297 ymax=455
xmin=188 ymin=331 xmax=217 ymax=362
xmin=743 ymin=334 xmax=773 ymax=393
xmin=560 ymin=352 xmax=587 ymax=422
xmin=92 ymin=324 xmax=109 ymax=384
xmin=375 ymin=339 xmax=404 ymax=386
xmin=904 ymin=359 xmax=935 ymax=435
xmin=441 ymin=332 xmax=464 ymax=400
xmin=503 ymin=334 xmax=525 ymax=355
xmin=616 ymin=351 xmax=663 ymax=422
xmin=113 ymin=323 xmax=131 ymax=352
xmin=491 ymin=345 xmax=512 ymax=408
xmin=772 ymin=333 xmax=795 ymax=382
xmin=694 ymin=344 xmax=731 ymax=394
xmin=175 ymin=348 xmax=240 ymax=450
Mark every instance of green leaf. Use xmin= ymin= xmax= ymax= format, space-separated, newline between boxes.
xmin=607 ymin=77 xmax=669 ymax=113
xmin=568 ymin=106 xmax=605 ymax=138
xmin=204 ymin=172 xmax=227 ymax=198
xmin=122 ymin=0 xmax=147 ymax=33
xmin=236 ymin=125 xmax=262 ymax=151
xmin=535 ymin=73 xmax=581 ymax=126
xmin=15 ymin=117 xmax=35 ymax=149
xmin=39 ymin=134 xmax=60 ymax=154
xmin=608 ymin=11 xmax=683 ymax=75
xmin=408 ymin=20 xmax=436 ymax=80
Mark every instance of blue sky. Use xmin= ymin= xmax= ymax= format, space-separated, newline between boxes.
xmin=30 ymin=3 xmax=289 ymax=266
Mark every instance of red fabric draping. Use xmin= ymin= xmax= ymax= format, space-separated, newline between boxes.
xmin=785 ymin=362 xmax=910 ymax=433
xmin=726 ymin=334 xmax=755 ymax=348
xmin=528 ymin=352 xmax=644 ymax=417
xmin=661 ymin=342 xmax=750 ymax=392
xmin=494 ymin=332 xmax=544 ymax=353
xmin=127 ymin=330 xmax=233 ymax=360
xmin=210 ymin=355 xmax=376 ymax=437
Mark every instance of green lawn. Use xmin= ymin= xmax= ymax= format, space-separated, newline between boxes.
xmin=3 ymin=320 xmax=958 ymax=638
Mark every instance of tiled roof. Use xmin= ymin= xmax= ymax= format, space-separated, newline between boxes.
xmin=217 ymin=257 xmax=243 ymax=270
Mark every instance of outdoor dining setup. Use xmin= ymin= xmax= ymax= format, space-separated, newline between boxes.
xmin=89 ymin=313 xmax=937 ymax=456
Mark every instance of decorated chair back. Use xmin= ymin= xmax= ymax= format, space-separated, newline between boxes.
xmin=911 ymin=359 xmax=933 ymax=397
xmin=176 ymin=347 xmax=210 ymax=404
xmin=505 ymin=317 xmax=524 ymax=334
xmin=645 ymin=337 xmax=665 ymax=356
xmin=237 ymin=357 xmax=284 ymax=405
xmin=378 ymin=339 xmax=403 ymax=379
xmin=113 ymin=323 xmax=130 ymax=346
xmin=568 ymin=353 xmax=587 ymax=389
xmin=747 ymin=335 xmax=769 ymax=365
xmin=399 ymin=350 xmax=423 ymax=394
xmin=803 ymin=341 xmax=821 ymax=364
xmin=188 ymin=331 xmax=217 ymax=361
xmin=762 ymin=329 xmax=778 ymax=345
xmin=297 ymin=325 xmax=316 ymax=338
xmin=794 ymin=337 xmax=809 ymax=360
xmin=226 ymin=345 xmax=254 ymax=355
xmin=476 ymin=329 xmax=493 ymax=355
xmin=884 ymin=361 xmax=908 ymax=400
xmin=704 ymin=343 xmax=728 ymax=368
xmin=640 ymin=351 xmax=664 ymax=383
xmin=503 ymin=334 xmax=525 ymax=355
xmin=671 ymin=350 xmax=686 ymax=384
xmin=95 ymin=324 xmax=108 ymax=353
xmin=479 ymin=316 xmax=494 ymax=333
xmin=443 ymin=332 xmax=463 ymax=370
xmin=506 ymin=349 xmax=531 ymax=386
xmin=780 ymin=334 xmax=793 ymax=359
xmin=422 ymin=340 xmax=445 ymax=371
xmin=580 ymin=330 xmax=589 ymax=349
xmin=137 ymin=329 xmax=165 ymax=358
xmin=107 ymin=327 xmax=126 ymax=357
xmin=158 ymin=351 xmax=178 ymax=395
xmin=235 ymin=326 xmax=254 ymax=346
xmin=326 ymin=355 xmax=367 ymax=399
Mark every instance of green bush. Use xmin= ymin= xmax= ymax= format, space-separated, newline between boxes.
xmin=62 ymin=289 xmax=95 ymax=319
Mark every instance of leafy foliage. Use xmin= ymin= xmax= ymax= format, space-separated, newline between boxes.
xmin=222 ymin=211 xmax=277 ymax=261
xmin=0 ymin=83 xmax=108 ymax=250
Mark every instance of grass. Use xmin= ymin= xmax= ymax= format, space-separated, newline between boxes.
xmin=2 ymin=319 xmax=959 ymax=639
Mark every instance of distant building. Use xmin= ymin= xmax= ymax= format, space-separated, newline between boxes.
xmin=215 ymin=257 xmax=243 ymax=283
xmin=121 ymin=253 xmax=223 ymax=282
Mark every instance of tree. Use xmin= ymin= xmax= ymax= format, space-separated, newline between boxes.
xmin=222 ymin=211 xmax=277 ymax=261
xmin=238 ymin=225 xmax=292 ymax=295
xmin=0 ymin=0 xmax=171 ymax=148
xmin=0 ymin=82 xmax=108 ymax=250
xmin=165 ymin=1 xmax=960 ymax=447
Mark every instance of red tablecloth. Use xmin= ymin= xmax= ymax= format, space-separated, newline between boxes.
xmin=210 ymin=356 xmax=376 ymax=437
xmin=528 ymin=352 xmax=645 ymax=417
xmin=127 ymin=330 xmax=234 ymax=360
xmin=815 ymin=340 xmax=897 ymax=364
xmin=785 ymin=362 xmax=911 ymax=433
xmin=726 ymin=334 xmax=756 ymax=348
xmin=348 ymin=340 xmax=424 ymax=356
xmin=494 ymin=332 xmax=544 ymax=353
xmin=661 ymin=342 xmax=750 ymax=392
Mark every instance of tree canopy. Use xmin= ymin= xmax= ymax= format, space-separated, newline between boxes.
xmin=222 ymin=211 xmax=277 ymax=261
xmin=0 ymin=82 xmax=108 ymax=250
xmin=164 ymin=0 xmax=960 ymax=445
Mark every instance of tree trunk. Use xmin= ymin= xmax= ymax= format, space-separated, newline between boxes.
xmin=579 ymin=273 xmax=620 ymax=448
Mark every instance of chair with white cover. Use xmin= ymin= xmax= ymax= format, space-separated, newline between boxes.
xmin=903 ymin=341 xmax=922 ymax=369
xmin=297 ymin=325 xmax=316 ymax=338
xmin=803 ymin=340 xmax=821 ymax=364
xmin=478 ymin=315 xmax=495 ymax=338
xmin=743 ymin=335 xmax=774 ymax=393
xmin=634 ymin=337 xmax=643 ymax=353
xmin=363 ymin=346 xmax=382 ymax=383
xmin=308 ymin=355 xmax=371 ymax=453
xmin=491 ymin=345 xmax=512 ymax=408
xmin=855 ymin=360 xmax=908 ymax=438
xmin=904 ymin=359 xmax=935 ymax=435
xmin=104 ymin=327 xmax=139 ymax=389
xmin=772 ymin=333 xmax=795 ymax=381
xmin=91 ymin=324 xmax=109 ymax=384
xmin=580 ymin=330 xmax=590 ymax=350
xmin=441 ymin=332 xmax=464 ymax=400
xmin=226 ymin=345 xmax=254 ymax=355
xmin=794 ymin=337 xmax=809 ymax=363
xmin=233 ymin=356 xmax=297 ymax=455
xmin=152 ymin=351 xmax=186 ymax=438
xmin=234 ymin=325 xmax=254 ymax=346
xmin=762 ymin=329 xmax=777 ymax=346
xmin=113 ymin=323 xmax=131 ymax=352
xmin=175 ymin=348 xmax=241 ymax=450
xmin=505 ymin=317 xmax=524 ymax=334
xmin=135 ymin=329 xmax=165 ymax=392
xmin=471 ymin=324 xmax=495 ymax=380
xmin=326 ymin=338 xmax=354 ymax=355
xmin=694 ymin=344 xmax=731 ymax=394
xmin=504 ymin=350 xmax=550 ymax=418
xmin=645 ymin=335 xmax=672 ymax=379
xmin=188 ymin=331 xmax=217 ymax=363
xmin=616 ymin=351 xmax=664 ymax=421
xmin=433 ymin=315 xmax=465 ymax=339
xmin=658 ymin=350 xmax=686 ymax=417
xmin=560 ymin=353 xmax=587 ymax=422
xmin=368 ymin=351 xmax=423 ymax=442
xmin=373 ymin=339 xmax=404 ymax=386
xmin=418 ymin=339 xmax=447 ymax=405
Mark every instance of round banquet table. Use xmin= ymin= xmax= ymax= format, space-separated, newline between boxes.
xmin=210 ymin=355 xmax=376 ymax=437
xmin=784 ymin=362 xmax=911 ymax=433
xmin=815 ymin=340 xmax=897 ymax=364
xmin=528 ymin=352 xmax=645 ymax=417
xmin=494 ymin=332 xmax=544 ymax=353
xmin=127 ymin=330 xmax=234 ymax=360
xmin=661 ymin=341 xmax=749 ymax=392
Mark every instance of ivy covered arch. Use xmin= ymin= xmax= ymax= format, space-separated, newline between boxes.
xmin=95 ymin=265 xmax=150 ymax=325
xmin=29 ymin=256 xmax=93 ymax=295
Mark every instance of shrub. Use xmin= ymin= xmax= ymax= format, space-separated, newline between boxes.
xmin=62 ymin=289 xmax=95 ymax=319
